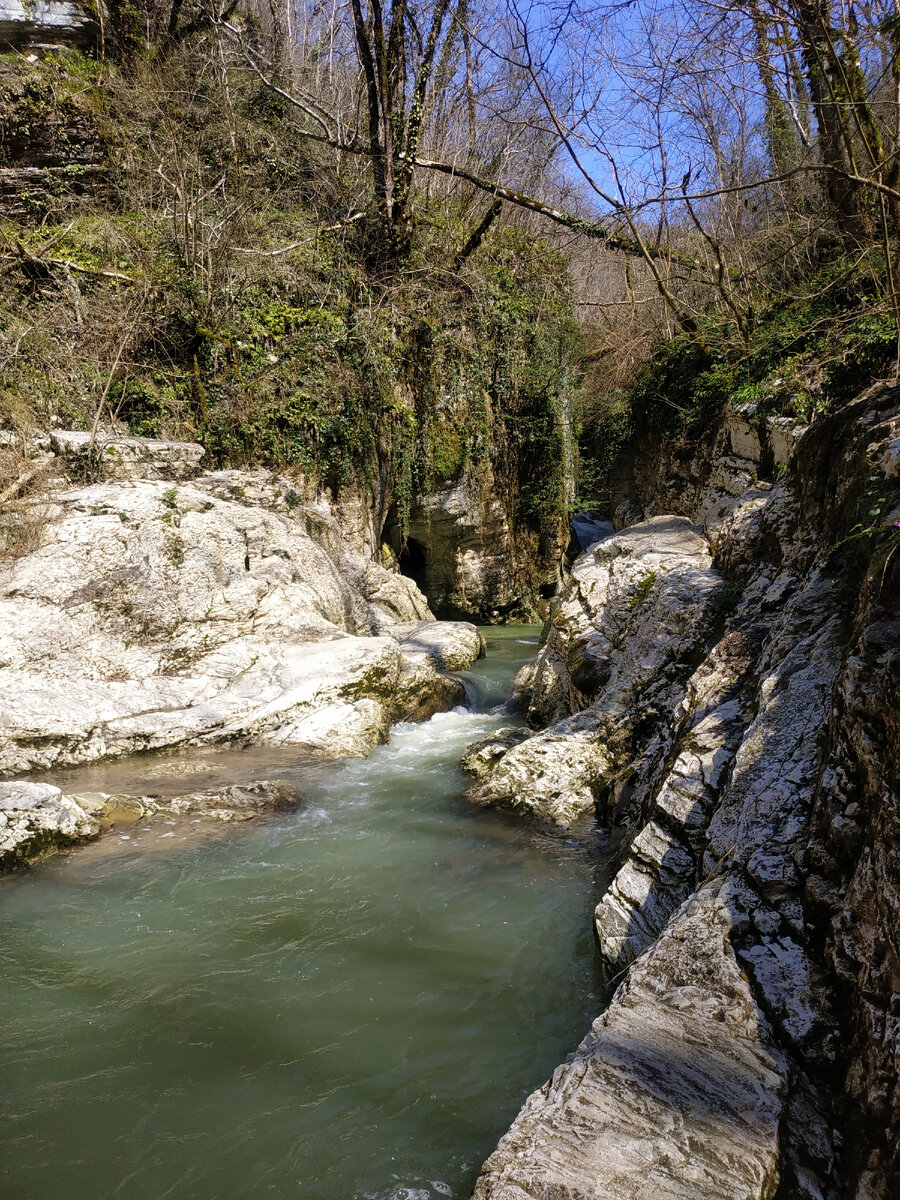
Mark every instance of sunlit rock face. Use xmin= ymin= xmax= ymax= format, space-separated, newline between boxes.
xmin=0 ymin=450 xmax=483 ymax=779
xmin=472 ymin=385 xmax=900 ymax=1200
xmin=473 ymin=883 xmax=787 ymax=1200
xmin=464 ymin=516 xmax=723 ymax=827
xmin=0 ymin=1 xmax=101 ymax=50
xmin=0 ymin=780 xmax=99 ymax=867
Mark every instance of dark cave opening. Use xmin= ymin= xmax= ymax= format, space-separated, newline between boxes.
xmin=396 ymin=535 xmax=429 ymax=594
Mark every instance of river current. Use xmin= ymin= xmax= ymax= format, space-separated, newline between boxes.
xmin=0 ymin=627 xmax=602 ymax=1200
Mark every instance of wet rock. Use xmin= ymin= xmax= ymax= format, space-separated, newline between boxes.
xmin=460 ymin=727 xmax=533 ymax=780
xmin=388 ymin=621 xmax=486 ymax=721
xmin=0 ymin=778 xmax=305 ymax=870
xmin=472 ymin=883 xmax=787 ymax=1200
xmin=0 ymin=780 xmax=98 ymax=867
xmin=570 ymin=513 xmax=613 ymax=552
xmin=135 ymin=780 xmax=302 ymax=822
xmin=469 ymin=516 xmax=722 ymax=827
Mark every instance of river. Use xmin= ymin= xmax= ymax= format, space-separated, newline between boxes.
xmin=0 ymin=627 xmax=603 ymax=1200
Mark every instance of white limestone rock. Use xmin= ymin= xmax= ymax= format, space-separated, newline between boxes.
xmin=469 ymin=517 xmax=722 ymax=826
xmin=472 ymin=882 xmax=788 ymax=1200
xmin=0 ymin=0 xmax=101 ymax=49
xmin=466 ymin=708 xmax=616 ymax=826
xmin=49 ymin=431 xmax=206 ymax=481
xmin=525 ymin=515 xmax=721 ymax=726
xmin=0 ymin=780 xmax=98 ymax=867
xmin=705 ymin=571 xmax=841 ymax=901
xmin=389 ymin=620 xmax=485 ymax=673
xmin=766 ymin=416 xmax=807 ymax=468
xmin=0 ymin=478 xmax=480 ymax=774
xmin=595 ymin=695 xmax=749 ymax=973
xmin=594 ymin=820 xmax=695 ymax=972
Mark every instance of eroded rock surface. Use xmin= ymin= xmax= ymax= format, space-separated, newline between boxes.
xmin=48 ymin=431 xmax=206 ymax=481
xmin=460 ymin=727 xmax=533 ymax=781
xmin=0 ymin=779 xmax=98 ymax=867
xmin=382 ymin=477 xmax=562 ymax=622
xmin=0 ymin=471 xmax=482 ymax=775
xmin=0 ymin=778 xmax=302 ymax=868
xmin=473 ymin=884 xmax=787 ymax=1200
xmin=466 ymin=516 xmax=722 ymax=826
xmin=473 ymin=385 xmax=900 ymax=1200
xmin=134 ymin=780 xmax=302 ymax=821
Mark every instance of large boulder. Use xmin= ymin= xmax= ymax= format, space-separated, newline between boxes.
xmin=0 ymin=780 xmax=98 ymax=867
xmin=0 ymin=476 xmax=482 ymax=775
xmin=472 ymin=882 xmax=788 ymax=1200
xmin=48 ymin=431 xmax=205 ymax=482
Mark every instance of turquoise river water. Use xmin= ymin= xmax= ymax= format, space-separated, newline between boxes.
xmin=0 ymin=627 xmax=603 ymax=1200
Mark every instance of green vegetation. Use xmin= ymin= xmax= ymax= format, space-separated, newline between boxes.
xmin=628 ymin=249 xmax=897 ymax=439
xmin=2 ymin=29 xmax=896 ymax=543
xmin=0 ymin=47 xmax=574 ymax=547
xmin=569 ymin=243 xmax=898 ymax=515
xmin=628 ymin=570 xmax=657 ymax=607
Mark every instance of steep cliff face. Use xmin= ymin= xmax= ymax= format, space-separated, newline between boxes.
xmin=469 ymin=385 xmax=900 ymax=1200
xmin=0 ymin=18 xmax=105 ymax=216
xmin=0 ymin=1 xmax=100 ymax=51
xmin=381 ymin=475 xmax=563 ymax=623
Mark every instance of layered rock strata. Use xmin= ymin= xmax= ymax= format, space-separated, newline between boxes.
xmin=473 ymin=883 xmax=787 ymax=1200
xmin=471 ymin=387 xmax=900 ymax=1200
xmin=464 ymin=516 xmax=723 ymax=826
xmin=0 ymin=1 xmax=101 ymax=51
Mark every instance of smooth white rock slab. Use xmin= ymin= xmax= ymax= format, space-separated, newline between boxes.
xmin=472 ymin=883 xmax=788 ymax=1200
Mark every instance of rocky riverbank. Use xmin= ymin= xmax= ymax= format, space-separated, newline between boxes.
xmin=2 ymin=386 xmax=897 ymax=1198
xmin=467 ymin=388 xmax=900 ymax=1200
xmin=0 ymin=777 xmax=305 ymax=868
xmin=0 ymin=433 xmax=484 ymax=866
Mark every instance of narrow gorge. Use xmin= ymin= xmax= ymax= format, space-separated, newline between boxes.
xmin=2 ymin=4 xmax=900 ymax=1200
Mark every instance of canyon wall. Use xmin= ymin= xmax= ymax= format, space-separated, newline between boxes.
xmin=470 ymin=386 xmax=900 ymax=1200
